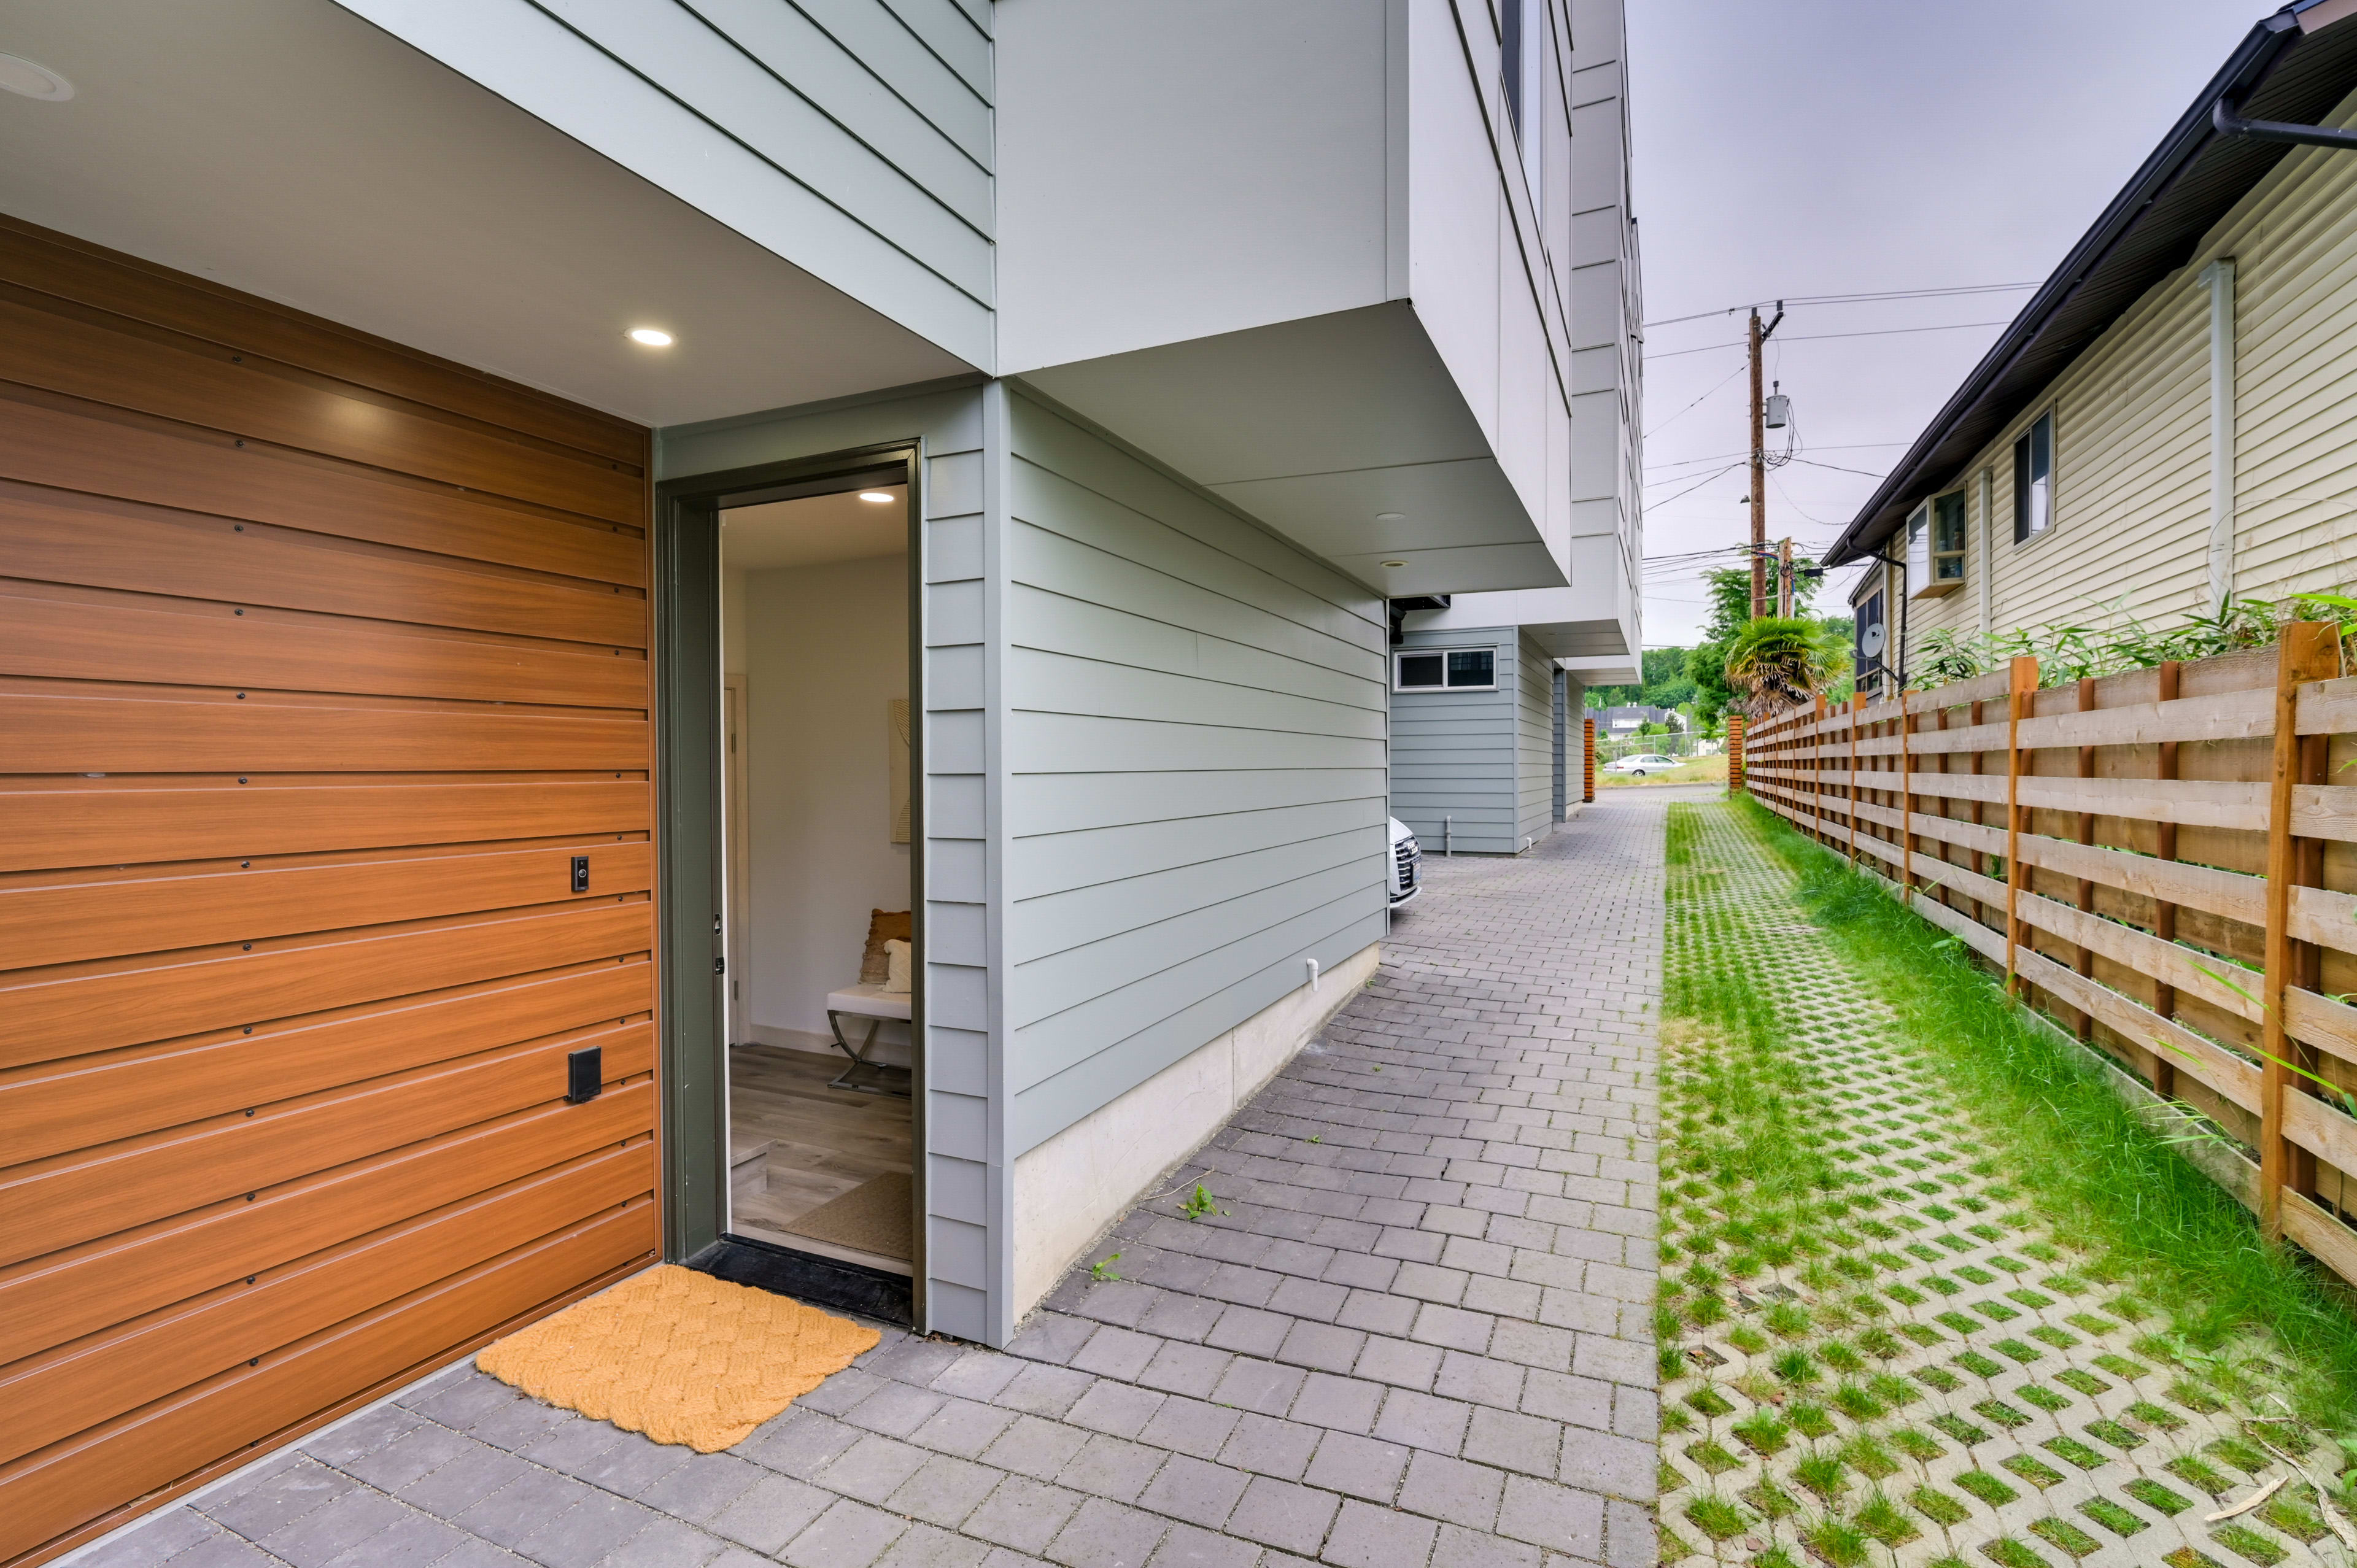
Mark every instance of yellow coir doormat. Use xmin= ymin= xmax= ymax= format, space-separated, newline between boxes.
xmin=476 ymin=1265 xmax=880 ymax=1451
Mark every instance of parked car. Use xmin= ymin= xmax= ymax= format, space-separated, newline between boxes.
xmin=1388 ymin=817 xmax=1422 ymax=906
xmin=1604 ymin=753 xmax=1681 ymax=776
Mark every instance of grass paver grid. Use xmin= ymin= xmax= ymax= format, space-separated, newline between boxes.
xmin=1654 ymin=800 xmax=2332 ymax=1568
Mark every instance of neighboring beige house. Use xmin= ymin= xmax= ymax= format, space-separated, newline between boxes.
xmin=1829 ymin=0 xmax=2357 ymax=688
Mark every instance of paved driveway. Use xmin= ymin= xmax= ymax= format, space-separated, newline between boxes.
xmin=75 ymin=798 xmax=1670 ymax=1568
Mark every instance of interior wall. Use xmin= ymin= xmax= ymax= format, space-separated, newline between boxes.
xmin=734 ymin=551 xmax=913 ymax=1056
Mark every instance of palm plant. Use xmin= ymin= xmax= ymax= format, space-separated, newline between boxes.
xmin=1725 ymin=616 xmax=1833 ymax=715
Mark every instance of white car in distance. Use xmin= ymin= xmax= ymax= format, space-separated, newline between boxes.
xmin=1604 ymin=752 xmax=1681 ymax=777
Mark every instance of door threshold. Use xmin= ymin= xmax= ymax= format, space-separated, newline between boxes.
xmin=735 ymin=1223 xmax=913 ymax=1278
xmin=691 ymin=1234 xmax=913 ymax=1326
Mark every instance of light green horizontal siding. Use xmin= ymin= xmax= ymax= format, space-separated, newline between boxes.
xmin=1003 ymin=395 xmax=1388 ymax=1154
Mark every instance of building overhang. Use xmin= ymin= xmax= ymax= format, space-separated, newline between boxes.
xmin=0 ymin=0 xmax=972 ymax=428
xmin=1015 ymin=302 xmax=1567 ymax=597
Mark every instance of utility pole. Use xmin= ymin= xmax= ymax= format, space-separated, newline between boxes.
xmin=1776 ymin=536 xmax=1794 ymax=618
xmin=1746 ymin=302 xmax=1785 ymax=620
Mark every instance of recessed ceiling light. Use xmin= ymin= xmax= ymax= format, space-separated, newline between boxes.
xmin=858 ymin=491 xmax=895 ymax=504
xmin=627 ymin=327 xmax=674 ymax=347
xmin=1376 ymin=512 xmax=1407 ymax=523
xmin=1379 ymin=560 xmax=1408 ymax=569
xmin=0 ymin=53 xmax=73 ymax=101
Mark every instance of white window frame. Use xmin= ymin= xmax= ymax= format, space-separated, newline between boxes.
xmin=2013 ymin=407 xmax=2057 ymax=546
xmin=1908 ymin=490 xmax=1969 ymax=598
xmin=1394 ymin=647 xmax=1500 ymax=692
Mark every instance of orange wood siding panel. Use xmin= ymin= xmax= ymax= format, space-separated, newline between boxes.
xmin=0 ymin=215 xmax=659 ymax=1567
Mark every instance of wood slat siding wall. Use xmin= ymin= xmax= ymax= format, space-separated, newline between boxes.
xmin=1743 ymin=631 xmax=2357 ymax=1290
xmin=1900 ymin=83 xmax=2357 ymax=658
xmin=0 ymin=218 xmax=657 ymax=1567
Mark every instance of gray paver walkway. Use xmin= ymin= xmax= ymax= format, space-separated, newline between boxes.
xmin=70 ymin=796 xmax=1671 ymax=1568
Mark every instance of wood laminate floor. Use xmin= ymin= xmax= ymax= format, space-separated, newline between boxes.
xmin=727 ymin=1044 xmax=911 ymax=1262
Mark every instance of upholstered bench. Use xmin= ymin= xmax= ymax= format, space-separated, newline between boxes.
xmin=824 ymin=984 xmax=911 ymax=1095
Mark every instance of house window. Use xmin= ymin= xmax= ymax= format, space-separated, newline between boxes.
xmin=1502 ymin=0 xmax=1540 ymax=149
xmin=2013 ymin=411 xmax=2054 ymax=543
xmin=1908 ymin=491 xmax=1968 ymax=598
xmin=1395 ymin=648 xmax=1497 ymax=691
xmin=1854 ymin=587 xmax=1887 ymax=684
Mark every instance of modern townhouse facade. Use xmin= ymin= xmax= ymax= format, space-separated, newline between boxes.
xmin=0 ymin=1 xmax=1635 ymax=1560
xmin=1829 ymin=0 xmax=2357 ymax=686
xmin=1387 ymin=0 xmax=1641 ymax=855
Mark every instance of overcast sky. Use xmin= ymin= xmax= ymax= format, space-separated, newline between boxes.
xmin=1622 ymin=0 xmax=2262 ymax=648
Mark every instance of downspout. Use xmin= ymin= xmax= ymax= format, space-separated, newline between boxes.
xmin=2214 ymin=93 xmax=2357 ymax=150
xmin=2198 ymin=258 xmax=2238 ymax=612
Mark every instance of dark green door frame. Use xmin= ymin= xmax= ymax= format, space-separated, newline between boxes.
xmin=653 ymin=444 xmax=926 ymax=1325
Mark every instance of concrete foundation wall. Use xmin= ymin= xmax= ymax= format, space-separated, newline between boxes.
xmin=1008 ymin=939 xmax=1379 ymax=1319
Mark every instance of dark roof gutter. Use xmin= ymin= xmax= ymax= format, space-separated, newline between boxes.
xmin=1827 ymin=1 xmax=2357 ymax=566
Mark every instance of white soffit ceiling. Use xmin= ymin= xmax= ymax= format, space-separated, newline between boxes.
xmin=724 ymin=486 xmax=910 ymax=571
xmin=1018 ymin=304 xmax=1562 ymax=598
xmin=0 ymin=0 xmax=969 ymax=427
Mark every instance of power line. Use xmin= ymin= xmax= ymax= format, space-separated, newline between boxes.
xmin=1787 ymin=455 xmax=1894 ymax=479
xmin=1647 ymin=363 xmax=1748 ymax=438
xmin=1645 ymin=461 xmax=1746 ymax=509
xmin=1639 ymin=280 xmax=2039 ymax=330
xmin=1643 ymin=441 xmax=1912 ymax=475
xmin=1645 ymin=318 xmax=2016 ymax=362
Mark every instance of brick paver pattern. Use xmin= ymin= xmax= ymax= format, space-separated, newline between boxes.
xmin=72 ymin=798 xmax=1671 ymax=1568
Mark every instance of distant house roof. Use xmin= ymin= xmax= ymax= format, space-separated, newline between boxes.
xmin=1826 ymin=0 xmax=2357 ymax=568
xmin=1600 ymin=705 xmax=1681 ymax=729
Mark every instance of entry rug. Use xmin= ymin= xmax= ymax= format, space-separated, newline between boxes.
xmin=475 ymin=1264 xmax=880 ymax=1451
xmin=784 ymin=1169 xmax=913 ymax=1260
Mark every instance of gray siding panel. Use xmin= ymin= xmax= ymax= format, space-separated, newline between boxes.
xmin=788 ymin=0 xmax=994 ymax=161
xmin=1388 ymin=624 xmax=1523 ymax=854
xmin=1004 ymin=395 xmax=1388 ymax=1156
xmin=341 ymin=0 xmax=993 ymax=363
xmin=1516 ymin=633 xmax=1553 ymax=845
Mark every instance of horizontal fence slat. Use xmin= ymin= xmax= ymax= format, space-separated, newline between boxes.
xmin=2280 ymin=1188 xmax=2357 ymax=1287
xmin=2016 ymin=892 xmax=2262 ymax=1025
xmin=2286 ymin=986 xmax=2357 ymax=1068
xmin=2295 ymin=675 xmax=2357 ymax=736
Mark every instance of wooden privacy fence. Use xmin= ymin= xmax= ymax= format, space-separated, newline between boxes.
xmin=1739 ymin=625 xmax=2357 ymax=1286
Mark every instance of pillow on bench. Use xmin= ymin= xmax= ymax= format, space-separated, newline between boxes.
xmin=858 ymin=909 xmax=912 ymax=985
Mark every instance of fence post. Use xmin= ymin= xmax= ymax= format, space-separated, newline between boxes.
xmin=1727 ymin=714 xmax=1744 ymax=795
xmin=1582 ymin=716 xmax=1596 ymax=803
xmin=1898 ymin=691 xmax=1914 ymax=906
xmin=2262 ymin=622 xmax=2343 ymax=1239
xmin=1848 ymin=692 xmax=1866 ymax=863
xmin=2003 ymin=655 xmax=2038 ymax=999
xmin=2151 ymin=661 xmax=2183 ymax=1097
xmin=1813 ymin=695 xmax=1830 ymax=847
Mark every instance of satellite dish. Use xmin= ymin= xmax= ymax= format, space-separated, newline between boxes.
xmin=1859 ymin=623 xmax=1887 ymax=660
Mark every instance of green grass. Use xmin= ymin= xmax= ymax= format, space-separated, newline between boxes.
xmin=1720 ymin=794 xmax=2357 ymax=1425
xmin=2124 ymin=1477 xmax=2194 ymax=1515
xmin=1911 ymin=1487 xmax=1972 ymax=1527
xmin=1954 ymin=1470 xmax=2019 ymax=1507
xmin=2209 ymin=1523 xmax=2289 ymax=1566
xmin=2028 ymin=1516 xmax=2103 ymax=1559
xmin=2000 ymin=1454 xmax=2065 ymax=1489
xmin=1682 ymin=1494 xmax=1747 ymax=1542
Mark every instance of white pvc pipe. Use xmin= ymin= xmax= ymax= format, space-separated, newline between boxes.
xmin=2199 ymin=257 xmax=2238 ymax=612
